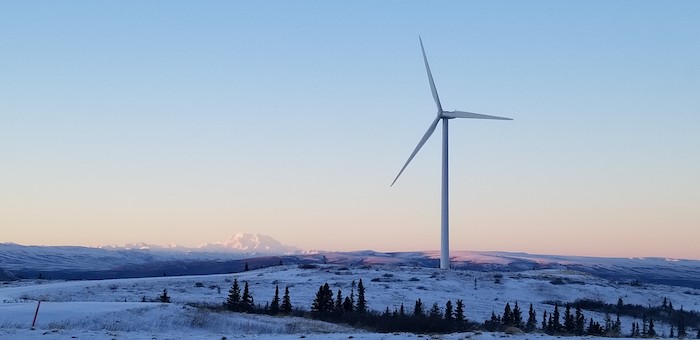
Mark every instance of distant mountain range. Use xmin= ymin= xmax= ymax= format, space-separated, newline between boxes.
xmin=1 ymin=234 xmax=699 ymax=289
xmin=99 ymin=232 xmax=303 ymax=254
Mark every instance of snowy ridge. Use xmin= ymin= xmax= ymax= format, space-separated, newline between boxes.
xmin=1 ymin=243 xmax=699 ymax=288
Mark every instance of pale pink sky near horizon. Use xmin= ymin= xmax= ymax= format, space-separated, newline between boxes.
xmin=2 ymin=2 xmax=699 ymax=261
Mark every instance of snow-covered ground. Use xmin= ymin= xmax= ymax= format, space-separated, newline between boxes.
xmin=1 ymin=264 xmax=699 ymax=339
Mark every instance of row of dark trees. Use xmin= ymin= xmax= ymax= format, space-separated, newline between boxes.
xmin=225 ymin=278 xmax=292 ymax=314
xmin=220 ymin=276 xmax=700 ymax=337
xmin=571 ymin=297 xmax=700 ymax=338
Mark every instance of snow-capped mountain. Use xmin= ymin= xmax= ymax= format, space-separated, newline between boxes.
xmin=100 ymin=233 xmax=302 ymax=254
xmin=200 ymin=233 xmax=301 ymax=254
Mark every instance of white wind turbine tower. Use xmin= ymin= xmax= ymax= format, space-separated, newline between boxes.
xmin=391 ymin=37 xmax=512 ymax=270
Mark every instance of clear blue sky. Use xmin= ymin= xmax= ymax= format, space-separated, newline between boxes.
xmin=1 ymin=1 xmax=699 ymax=259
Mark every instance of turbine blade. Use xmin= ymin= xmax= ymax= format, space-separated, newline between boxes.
xmin=419 ymin=37 xmax=443 ymax=112
xmin=442 ymin=110 xmax=513 ymax=120
xmin=391 ymin=116 xmax=441 ymax=187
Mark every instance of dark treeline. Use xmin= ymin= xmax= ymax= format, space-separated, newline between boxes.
xmin=566 ymin=297 xmax=700 ymax=332
xmin=213 ymin=274 xmax=700 ymax=337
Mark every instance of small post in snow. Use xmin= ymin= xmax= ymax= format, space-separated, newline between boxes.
xmin=31 ymin=300 xmax=41 ymax=330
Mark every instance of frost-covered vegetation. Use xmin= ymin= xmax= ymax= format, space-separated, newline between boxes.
xmin=1 ymin=264 xmax=699 ymax=339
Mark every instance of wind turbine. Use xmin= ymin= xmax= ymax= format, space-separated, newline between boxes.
xmin=391 ymin=37 xmax=512 ymax=270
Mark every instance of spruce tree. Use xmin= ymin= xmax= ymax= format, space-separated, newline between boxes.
xmin=269 ymin=285 xmax=280 ymax=315
xmin=612 ymin=314 xmax=621 ymax=336
xmin=350 ymin=280 xmax=355 ymax=307
xmin=343 ymin=296 xmax=353 ymax=313
xmin=541 ymin=310 xmax=548 ymax=331
xmin=502 ymin=302 xmax=513 ymax=326
xmin=356 ymin=279 xmax=366 ymax=314
xmin=648 ymin=317 xmax=656 ymax=336
xmin=244 ymin=262 xmax=249 ymax=271
xmin=485 ymin=311 xmax=501 ymax=332
xmin=311 ymin=283 xmax=333 ymax=317
xmin=455 ymin=300 xmax=465 ymax=324
xmin=670 ymin=325 xmax=675 ymax=338
xmin=399 ymin=303 xmax=405 ymax=317
xmin=281 ymin=286 xmax=292 ymax=314
xmin=241 ymin=281 xmax=253 ymax=312
xmin=414 ymin=299 xmax=424 ymax=317
xmin=662 ymin=297 xmax=668 ymax=309
xmin=525 ymin=303 xmax=537 ymax=332
xmin=428 ymin=302 xmax=442 ymax=320
xmin=512 ymin=301 xmax=523 ymax=328
xmin=564 ymin=303 xmax=574 ymax=333
xmin=444 ymin=300 xmax=454 ymax=323
xmin=679 ymin=307 xmax=687 ymax=337
xmin=552 ymin=303 xmax=561 ymax=333
xmin=575 ymin=305 xmax=585 ymax=335
xmin=226 ymin=279 xmax=241 ymax=311
xmin=159 ymin=288 xmax=170 ymax=303
xmin=334 ymin=289 xmax=343 ymax=316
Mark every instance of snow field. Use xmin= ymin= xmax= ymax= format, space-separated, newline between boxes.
xmin=1 ymin=264 xmax=699 ymax=339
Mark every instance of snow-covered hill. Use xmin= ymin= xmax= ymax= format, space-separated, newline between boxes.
xmin=1 ymin=242 xmax=699 ymax=289
xmin=1 ymin=264 xmax=699 ymax=339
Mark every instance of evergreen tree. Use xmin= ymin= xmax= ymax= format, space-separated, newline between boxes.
xmin=444 ymin=300 xmax=454 ymax=323
xmin=612 ymin=314 xmax=622 ymax=336
xmin=356 ymin=279 xmax=366 ymax=314
xmin=343 ymin=296 xmax=353 ymax=313
xmin=575 ymin=305 xmax=585 ymax=335
xmin=679 ymin=307 xmax=687 ymax=338
xmin=662 ymin=297 xmax=668 ymax=309
xmin=604 ymin=312 xmax=612 ymax=333
xmin=512 ymin=301 xmax=523 ymax=328
xmin=159 ymin=289 xmax=170 ymax=303
xmin=226 ymin=279 xmax=241 ymax=311
xmin=455 ymin=300 xmax=466 ymax=324
xmin=564 ymin=303 xmax=574 ymax=333
xmin=502 ymin=302 xmax=513 ymax=326
xmin=334 ymin=289 xmax=343 ymax=316
xmin=648 ymin=317 xmax=656 ymax=337
xmin=428 ymin=302 xmax=442 ymax=320
xmin=485 ymin=311 xmax=501 ymax=332
xmin=670 ymin=325 xmax=675 ymax=338
xmin=541 ymin=310 xmax=548 ymax=331
xmin=617 ymin=298 xmax=624 ymax=312
xmin=630 ymin=321 xmax=636 ymax=337
xmin=281 ymin=286 xmax=292 ymax=314
xmin=244 ymin=262 xmax=249 ymax=271
xmin=525 ymin=303 xmax=537 ymax=332
xmin=269 ymin=285 xmax=280 ymax=315
xmin=641 ymin=313 xmax=647 ymax=336
xmin=399 ymin=303 xmax=405 ymax=317
xmin=414 ymin=299 xmax=424 ymax=317
xmin=241 ymin=281 xmax=253 ymax=312
xmin=350 ymin=280 xmax=355 ymax=307
xmin=552 ymin=303 xmax=561 ymax=333
xmin=311 ymin=283 xmax=334 ymax=317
